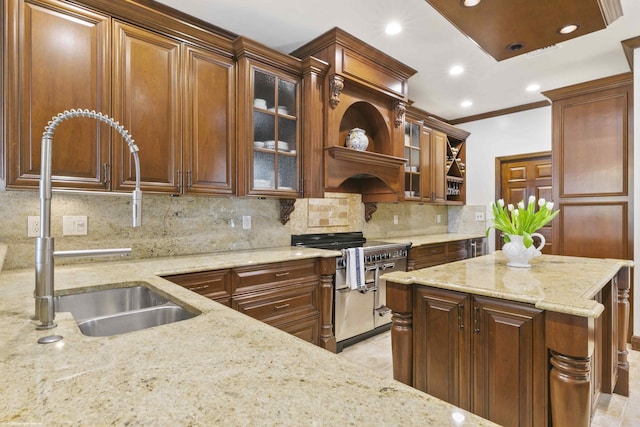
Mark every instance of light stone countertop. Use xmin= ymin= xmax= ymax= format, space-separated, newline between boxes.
xmin=378 ymin=232 xmax=486 ymax=247
xmin=0 ymin=246 xmax=497 ymax=426
xmin=381 ymin=251 xmax=633 ymax=318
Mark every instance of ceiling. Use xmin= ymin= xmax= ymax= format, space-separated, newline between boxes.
xmin=154 ymin=0 xmax=639 ymax=122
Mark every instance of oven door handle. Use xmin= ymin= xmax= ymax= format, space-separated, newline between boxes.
xmin=380 ymin=262 xmax=396 ymax=270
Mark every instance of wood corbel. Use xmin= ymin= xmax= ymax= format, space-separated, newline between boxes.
xmin=279 ymin=198 xmax=296 ymax=225
xmin=329 ymin=74 xmax=344 ymax=108
xmin=393 ymin=101 xmax=406 ymax=128
xmin=364 ymin=202 xmax=377 ymax=222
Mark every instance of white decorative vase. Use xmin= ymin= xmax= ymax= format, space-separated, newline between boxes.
xmin=345 ymin=128 xmax=369 ymax=151
xmin=502 ymin=233 xmax=545 ymax=268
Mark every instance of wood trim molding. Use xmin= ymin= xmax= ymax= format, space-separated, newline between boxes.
xmin=542 ymin=72 xmax=633 ymax=101
xmin=449 ymin=100 xmax=551 ymax=125
xmin=621 ymin=36 xmax=640 ymax=70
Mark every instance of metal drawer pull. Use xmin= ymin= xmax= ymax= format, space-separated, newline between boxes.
xmin=275 ymin=272 xmax=290 ymax=277
xmin=188 ymin=284 xmax=210 ymax=291
xmin=274 ymin=303 xmax=290 ymax=310
xmin=375 ymin=306 xmax=392 ymax=316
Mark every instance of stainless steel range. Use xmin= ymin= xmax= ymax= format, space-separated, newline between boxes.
xmin=291 ymin=232 xmax=410 ymax=352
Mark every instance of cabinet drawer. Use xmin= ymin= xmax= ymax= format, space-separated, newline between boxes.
xmin=163 ymin=269 xmax=232 ymax=303
xmin=411 ymin=244 xmax=446 ymax=269
xmin=447 ymin=241 xmax=468 ymax=253
xmin=233 ymin=259 xmax=317 ymax=294
xmin=274 ymin=315 xmax=320 ymax=344
xmin=233 ymin=281 xmax=319 ymax=324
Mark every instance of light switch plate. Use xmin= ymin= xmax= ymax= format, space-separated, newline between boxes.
xmin=63 ymin=215 xmax=88 ymax=236
xmin=242 ymin=215 xmax=251 ymax=230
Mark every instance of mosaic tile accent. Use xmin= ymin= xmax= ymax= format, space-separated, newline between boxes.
xmin=307 ymin=198 xmax=349 ymax=227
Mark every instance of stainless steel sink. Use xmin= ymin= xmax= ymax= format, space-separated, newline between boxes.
xmin=54 ymin=284 xmax=198 ymax=337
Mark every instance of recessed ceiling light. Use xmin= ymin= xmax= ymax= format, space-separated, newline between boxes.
xmin=506 ymin=42 xmax=524 ymax=52
xmin=526 ymin=83 xmax=541 ymax=92
xmin=461 ymin=0 xmax=482 ymax=7
xmin=461 ymin=100 xmax=473 ymax=108
xmin=559 ymin=24 xmax=579 ymax=35
xmin=385 ymin=22 xmax=402 ymax=36
xmin=449 ymin=65 xmax=464 ymax=75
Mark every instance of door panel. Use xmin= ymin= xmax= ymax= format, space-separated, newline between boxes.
xmin=498 ymin=152 xmax=553 ymax=253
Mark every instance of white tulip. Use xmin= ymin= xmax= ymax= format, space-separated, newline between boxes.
xmin=508 ymin=204 xmax=514 ymax=211
xmin=546 ymin=202 xmax=554 ymax=210
xmin=518 ymin=201 xmax=525 ymax=209
xmin=497 ymin=199 xmax=504 ymax=207
xmin=528 ymin=195 xmax=536 ymax=205
xmin=538 ymin=198 xmax=546 ymax=207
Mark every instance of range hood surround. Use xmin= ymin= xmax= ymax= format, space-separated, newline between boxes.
xmin=293 ymin=27 xmax=416 ymax=203
xmin=324 ymin=146 xmax=406 ymax=202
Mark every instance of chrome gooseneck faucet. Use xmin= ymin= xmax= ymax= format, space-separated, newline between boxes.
xmin=34 ymin=109 xmax=143 ymax=330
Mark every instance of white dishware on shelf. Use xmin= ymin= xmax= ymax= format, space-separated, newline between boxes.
xmin=278 ymin=106 xmax=288 ymax=115
xmin=253 ymin=141 xmax=265 ymax=148
xmin=289 ymin=150 xmax=296 ymax=155
xmin=264 ymin=140 xmax=276 ymax=149
xmin=278 ymin=141 xmax=289 ymax=151
xmin=254 ymin=98 xmax=267 ymax=109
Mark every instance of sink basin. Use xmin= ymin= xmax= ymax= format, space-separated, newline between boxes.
xmin=55 ymin=283 xmax=198 ymax=337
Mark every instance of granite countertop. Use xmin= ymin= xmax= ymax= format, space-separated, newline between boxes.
xmin=381 ymin=251 xmax=632 ymax=318
xmin=379 ymin=232 xmax=485 ymax=247
xmin=0 ymin=245 xmax=497 ymax=426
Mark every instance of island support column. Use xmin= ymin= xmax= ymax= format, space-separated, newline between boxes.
xmin=386 ymin=280 xmax=414 ymax=385
xmin=546 ymin=311 xmax=595 ymax=427
xmin=614 ymin=266 xmax=630 ymax=396
xmin=318 ymin=257 xmax=337 ymax=352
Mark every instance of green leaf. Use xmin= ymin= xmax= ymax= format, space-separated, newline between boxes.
xmin=523 ymin=232 xmax=534 ymax=248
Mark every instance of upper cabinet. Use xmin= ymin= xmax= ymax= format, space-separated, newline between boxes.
xmin=4 ymin=0 xmax=111 ymax=190
xmin=3 ymin=0 xmax=236 ymax=195
xmin=235 ymin=37 xmax=302 ymax=197
xmin=403 ymin=109 xmax=469 ymax=205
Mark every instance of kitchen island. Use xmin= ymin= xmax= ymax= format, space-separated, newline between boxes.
xmin=382 ymin=252 xmax=632 ymax=427
xmin=0 ymin=246 xmax=497 ymax=426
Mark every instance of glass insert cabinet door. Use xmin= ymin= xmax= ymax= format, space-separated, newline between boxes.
xmin=251 ymin=68 xmax=299 ymax=192
xmin=403 ymin=121 xmax=421 ymax=199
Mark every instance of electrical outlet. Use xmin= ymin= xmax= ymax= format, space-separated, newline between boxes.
xmin=27 ymin=216 xmax=40 ymax=237
xmin=393 ymin=215 xmax=399 ymax=225
xmin=242 ymin=215 xmax=251 ymax=230
xmin=436 ymin=214 xmax=441 ymax=224
xmin=63 ymin=215 xmax=88 ymax=236
xmin=475 ymin=212 xmax=485 ymax=221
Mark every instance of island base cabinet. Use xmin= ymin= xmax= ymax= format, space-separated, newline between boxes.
xmin=408 ymin=287 xmax=546 ymax=427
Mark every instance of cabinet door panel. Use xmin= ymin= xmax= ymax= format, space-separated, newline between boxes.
xmin=472 ymin=297 xmax=545 ymax=427
xmin=184 ymin=46 xmax=235 ymax=194
xmin=112 ymin=20 xmax=181 ymax=192
xmin=414 ymin=287 xmax=471 ymax=410
xmin=7 ymin=0 xmax=110 ymax=189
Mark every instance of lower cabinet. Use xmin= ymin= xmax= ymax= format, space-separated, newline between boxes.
xmin=163 ymin=258 xmax=334 ymax=348
xmin=409 ymin=239 xmax=482 ymax=270
xmin=413 ymin=286 xmax=546 ymax=427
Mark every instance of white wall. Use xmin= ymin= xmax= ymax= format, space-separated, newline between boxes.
xmin=457 ymin=107 xmax=552 ymax=251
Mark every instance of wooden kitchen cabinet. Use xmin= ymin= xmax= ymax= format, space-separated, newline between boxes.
xmin=408 ymin=239 xmax=474 ymax=271
xmin=235 ymin=37 xmax=301 ymax=197
xmin=163 ymin=257 xmax=336 ymax=349
xmin=4 ymin=0 xmax=111 ymax=189
xmin=162 ymin=269 xmax=232 ymax=306
xmin=413 ymin=286 xmax=546 ymax=427
xmin=112 ymin=20 xmax=181 ymax=193
xmin=403 ymin=108 xmax=468 ymax=204
xmin=4 ymin=0 xmax=236 ymax=195
xmin=113 ymin=21 xmax=236 ymax=195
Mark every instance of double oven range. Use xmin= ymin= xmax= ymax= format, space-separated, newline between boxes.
xmin=292 ymin=232 xmax=410 ymax=352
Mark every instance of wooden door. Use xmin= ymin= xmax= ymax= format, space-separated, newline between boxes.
xmin=6 ymin=0 xmax=111 ymax=189
xmin=472 ymin=296 xmax=546 ymax=427
xmin=183 ymin=45 xmax=235 ymax=195
xmin=497 ymin=152 xmax=553 ymax=253
xmin=413 ymin=287 xmax=471 ymax=410
xmin=112 ymin=20 xmax=181 ymax=193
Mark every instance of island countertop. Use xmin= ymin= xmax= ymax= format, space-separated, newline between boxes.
xmin=381 ymin=251 xmax=633 ymax=318
xmin=0 ymin=246 xmax=497 ymax=426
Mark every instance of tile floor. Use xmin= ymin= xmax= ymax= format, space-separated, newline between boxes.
xmin=339 ymin=330 xmax=639 ymax=426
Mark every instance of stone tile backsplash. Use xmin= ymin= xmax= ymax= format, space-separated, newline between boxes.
xmin=0 ymin=187 xmax=484 ymax=270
